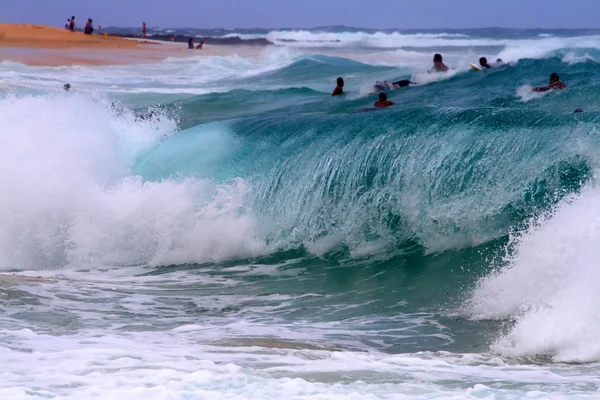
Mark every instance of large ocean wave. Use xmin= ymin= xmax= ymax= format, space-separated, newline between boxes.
xmin=3 ymin=30 xmax=600 ymax=368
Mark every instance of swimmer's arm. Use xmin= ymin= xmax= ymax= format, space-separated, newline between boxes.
xmin=532 ymin=86 xmax=550 ymax=92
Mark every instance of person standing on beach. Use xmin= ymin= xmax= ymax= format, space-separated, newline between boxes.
xmin=69 ymin=16 xmax=75 ymax=32
xmin=84 ymin=19 xmax=94 ymax=35
xmin=142 ymin=22 xmax=147 ymax=38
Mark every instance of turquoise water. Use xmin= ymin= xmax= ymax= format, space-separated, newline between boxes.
xmin=2 ymin=29 xmax=600 ymax=398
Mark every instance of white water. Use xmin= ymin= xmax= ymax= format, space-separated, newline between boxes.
xmin=0 ymin=93 xmax=265 ymax=270
xmin=469 ymin=185 xmax=600 ymax=363
xmin=2 ymin=266 xmax=599 ymax=400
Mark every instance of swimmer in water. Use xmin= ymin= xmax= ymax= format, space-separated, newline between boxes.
xmin=135 ymin=110 xmax=158 ymax=121
xmin=479 ymin=57 xmax=491 ymax=69
xmin=430 ymin=53 xmax=449 ymax=72
xmin=373 ymin=79 xmax=413 ymax=92
xmin=332 ymin=77 xmax=344 ymax=96
xmin=532 ymin=72 xmax=567 ymax=92
xmin=374 ymin=92 xmax=395 ymax=108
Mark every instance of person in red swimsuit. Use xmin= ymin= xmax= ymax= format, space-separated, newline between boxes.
xmin=332 ymin=77 xmax=344 ymax=96
xmin=374 ymin=92 xmax=394 ymax=108
xmin=533 ymin=73 xmax=567 ymax=92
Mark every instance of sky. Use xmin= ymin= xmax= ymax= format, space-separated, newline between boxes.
xmin=2 ymin=0 xmax=600 ymax=29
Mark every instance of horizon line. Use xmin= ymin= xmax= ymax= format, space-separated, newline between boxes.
xmin=4 ymin=23 xmax=600 ymax=32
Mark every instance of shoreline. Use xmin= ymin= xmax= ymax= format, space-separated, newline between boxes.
xmin=0 ymin=43 xmax=269 ymax=67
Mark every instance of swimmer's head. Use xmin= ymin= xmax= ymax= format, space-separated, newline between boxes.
xmin=550 ymin=72 xmax=560 ymax=83
xmin=433 ymin=53 xmax=443 ymax=62
xmin=378 ymin=92 xmax=387 ymax=101
xmin=496 ymin=58 xmax=503 ymax=63
xmin=479 ymin=57 xmax=487 ymax=66
xmin=337 ymin=77 xmax=344 ymax=87
xmin=63 ymin=83 xmax=71 ymax=91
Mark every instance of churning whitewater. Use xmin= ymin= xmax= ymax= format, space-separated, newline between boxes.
xmin=2 ymin=28 xmax=600 ymax=399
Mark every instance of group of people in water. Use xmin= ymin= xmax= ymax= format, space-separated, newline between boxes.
xmin=332 ymin=53 xmax=568 ymax=108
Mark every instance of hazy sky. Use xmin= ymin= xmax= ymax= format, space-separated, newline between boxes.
xmin=3 ymin=0 xmax=599 ymax=29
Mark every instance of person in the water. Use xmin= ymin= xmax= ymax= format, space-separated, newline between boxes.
xmin=533 ymin=72 xmax=567 ymax=92
xmin=332 ymin=77 xmax=344 ymax=96
xmin=135 ymin=110 xmax=158 ymax=121
xmin=479 ymin=57 xmax=491 ymax=69
xmin=430 ymin=53 xmax=449 ymax=72
xmin=373 ymin=79 xmax=413 ymax=92
xmin=63 ymin=83 xmax=71 ymax=91
xmin=374 ymin=92 xmax=394 ymax=108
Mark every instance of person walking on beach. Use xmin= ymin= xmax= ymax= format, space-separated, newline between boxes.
xmin=84 ymin=19 xmax=94 ymax=35
xmin=142 ymin=22 xmax=147 ymax=38
xmin=69 ymin=16 xmax=75 ymax=32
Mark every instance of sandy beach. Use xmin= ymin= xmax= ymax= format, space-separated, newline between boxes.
xmin=0 ymin=24 xmax=195 ymax=66
xmin=0 ymin=24 xmax=270 ymax=66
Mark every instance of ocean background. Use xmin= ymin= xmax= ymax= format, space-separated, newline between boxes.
xmin=2 ymin=27 xmax=600 ymax=398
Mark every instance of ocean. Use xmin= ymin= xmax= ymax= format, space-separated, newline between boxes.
xmin=1 ymin=27 xmax=600 ymax=399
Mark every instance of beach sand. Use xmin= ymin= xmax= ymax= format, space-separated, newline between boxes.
xmin=0 ymin=24 xmax=269 ymax=66
xmin=0 ymin=24 xmax=151 ymax=49
xmin=0 ymin=24 xmax=198 ymax=66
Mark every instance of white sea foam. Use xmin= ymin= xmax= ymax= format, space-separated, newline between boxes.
xmin=562 ymin=51 xmax=596 ymax=65
xmin=0 ymin=325 xmax=596 ymax=399
xmin=0 ymin=93 xmax=265 ymax=271
xmin=468 ymin=185 xmax=600 ymax=362
xmin=0 ymin=47 xmax=302 ymax=94
xmin=516 ymin=84 xmax=547 ymax=102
